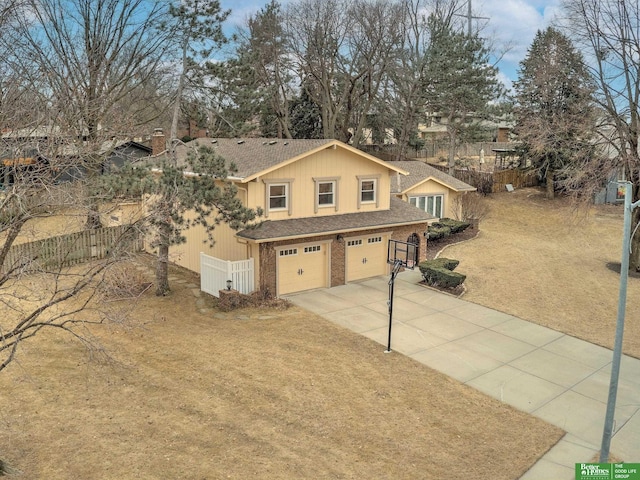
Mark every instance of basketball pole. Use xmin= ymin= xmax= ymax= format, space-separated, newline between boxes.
xmin=600 ymin=181 xmax=640 ymax=461
xmin=385 ymin=260 xmax=403 ymax=353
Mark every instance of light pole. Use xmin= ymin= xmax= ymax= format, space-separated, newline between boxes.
xmin=600 ymin=181 xmax=640 ymax=461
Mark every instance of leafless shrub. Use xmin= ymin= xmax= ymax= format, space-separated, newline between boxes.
xmin=99 ymin=262 xmax=152 ymax=300
xmin=453 ymin=192 xmax=490 ymax=223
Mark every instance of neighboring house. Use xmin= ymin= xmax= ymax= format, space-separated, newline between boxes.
xmin=0 ymin=140 xmax=152 ymax=188
xmin=390 ymin=160 xmax=476 ymax=219
xmin=418 ymin=112 xmax=514 ymax=143
xmin=169 ymin=138 xmax=435 ymax=296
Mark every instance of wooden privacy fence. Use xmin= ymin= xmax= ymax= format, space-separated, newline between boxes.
xmin=429 ymin=165 xmax=538 ymax=193
xmin=200 ymin=253 xmax=254 ymax=297
xmin=1 ymin=225 xmax=143 ymax=273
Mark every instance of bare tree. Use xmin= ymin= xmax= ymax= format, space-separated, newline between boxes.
xmin=386 ymin=0 xmax=460 ymax=160
xmin=5 ymin=0 xmax=173 ymax=228
xmin=285 ymin=0 xmax=403 ymax=144
xmin=560 ymin=0 xmax=640 ymax=269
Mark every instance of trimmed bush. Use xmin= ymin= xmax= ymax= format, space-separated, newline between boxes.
xmin=418 ymin=257 xmax=466 ymax=289
xmin=419 ymin=258 xmax=459 ymax=272
xmin=426 ymin=225 xmax=451 ymax=241
xmin=432 ymin=218 xmax=471 ymax=234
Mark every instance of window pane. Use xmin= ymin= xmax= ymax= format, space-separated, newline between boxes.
xmin=435 ymin=196 xmax=442 ymax=217
xmin=419 ymin=197 xmax=426 ymax=211
xmin=319 ymin=182 xmax=333 ymax=193
xmin=427 ymin=196 xmax=434 ymax=214
xmin=270 ymin=185 xmax=285 ymax=196
xmin=409 ymin=197 xmax=417 ymax=207
xmin=270 ymin=196 xmax=286 ymax=209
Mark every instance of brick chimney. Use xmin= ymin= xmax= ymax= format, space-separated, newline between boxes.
xmin=151 ymin=128 xmax=166 ymax=156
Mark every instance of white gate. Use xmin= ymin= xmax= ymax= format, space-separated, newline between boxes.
xmin=200 ymin=253 xmax=255 ymax=297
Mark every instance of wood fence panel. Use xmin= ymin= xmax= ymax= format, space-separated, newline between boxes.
xmin=1 ymin=225 xmax=143 ymax=274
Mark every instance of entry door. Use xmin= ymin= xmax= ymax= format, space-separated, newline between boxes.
xmin=277 ymin=243 xmax=328 ymax=295
xmin=346 ymin=235 xmax=388 ymax=282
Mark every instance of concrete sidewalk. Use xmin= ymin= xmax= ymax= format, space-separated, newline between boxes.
xmin=285 ymin=270 xmax=640 ymax=480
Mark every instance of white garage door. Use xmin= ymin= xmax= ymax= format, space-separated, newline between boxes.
xmin=346 ymin=234 xmax=388 ymax=282
xmin=277 ymin=243 xmax=329 ymax=295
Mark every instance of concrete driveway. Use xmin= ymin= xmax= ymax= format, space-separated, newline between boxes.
xmin=285 ymin=270 xmax=640 ymax=480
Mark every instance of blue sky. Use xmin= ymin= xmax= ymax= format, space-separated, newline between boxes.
xmin=219 ymin=0 xmax=562 ymax=91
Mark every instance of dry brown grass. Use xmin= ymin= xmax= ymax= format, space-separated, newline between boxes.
xmin=443 ymin=187 xmax=640 ymax=358
xmin=0 ymin=259 xmax=562 ymax=479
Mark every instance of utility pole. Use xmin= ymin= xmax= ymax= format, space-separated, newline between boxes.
xmin=455 ymin=0 xmax=489 ymax=37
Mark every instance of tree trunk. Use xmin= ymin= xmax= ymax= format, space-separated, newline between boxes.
xmin=447 ymin=128 xmax=456 ymax=176
xmin=155 ymin=220 xmax=172 ymax=296
xmin=546 ymin=169 xmax=555 ymax=200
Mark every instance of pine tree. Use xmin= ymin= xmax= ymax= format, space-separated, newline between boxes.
xmin=513 ymin=27 xmax=596 ymax=199
xmin=99 ymin=147 xmax=262 ymax=296
xmin=423 ymin=16 xmax=504 ymax=174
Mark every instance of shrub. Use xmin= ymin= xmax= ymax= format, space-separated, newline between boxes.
xmin=432 ymin=218 xmax=471 ymax=234
xmin=418 ymin=257 xmax=466 ymax=289
xmin=426 ymin=225 xmax=451 ymax=241
xmin=419 ymin=258 xmax=459 ymax=273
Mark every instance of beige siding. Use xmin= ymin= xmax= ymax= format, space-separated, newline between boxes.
xmin=170 ymin=218 xmax=248 ymax=273
xmin=168 ymin=181 xmax=252 ymax=274
xmin=404 ymin=179 xmax=462 ymax=219
xmin=247 ymin=146 xmax=392 ymax=220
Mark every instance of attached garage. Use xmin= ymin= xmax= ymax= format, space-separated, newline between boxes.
xmin=277 ymin=242 xmax=329 ymax=295
xmin=345 ymin=233 xmax=389 ymax=282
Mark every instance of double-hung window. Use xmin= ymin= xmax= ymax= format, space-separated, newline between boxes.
xmin=269 ymin=183 xmax=288 ymax=210
xmin=264 ymin=179 xmax=293 ymax=216
xmin=313 ymin=177 xmax=339 ymax=213
xmin=357 ymin=175 xmax=380 ymax=208
xmin=318 ymin=181 xmax=335 ymax=206
xmin=409 ymin=194 xmax=444 ymax=218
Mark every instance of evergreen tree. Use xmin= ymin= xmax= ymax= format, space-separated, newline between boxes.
xmin=423 ymin=16 xmax=504 ymax=174
xmin=99 ymin=147 xmax=261 ymax=296
xmin=289 ymin=82 xmax=323 ymax=139
xmin=513 ymin=27 xmax=596 ymax=199
xmin=164 ymin=0 xmax=230 ymax=150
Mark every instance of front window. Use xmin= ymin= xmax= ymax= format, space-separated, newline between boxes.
xmin=318 ymin=181 xmax=335 ymax=206
xmin=269 ymin=183 xmax=287 ymax=210
xmin=360 ymin=179 xmax=376 ymax=203
xmin=410 ymin=194 xmax=443 ymax=218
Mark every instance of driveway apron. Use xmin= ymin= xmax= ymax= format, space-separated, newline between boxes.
xmin=285 ymin=270 xmax=640 ymax=480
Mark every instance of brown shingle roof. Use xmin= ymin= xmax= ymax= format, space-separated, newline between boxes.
xmin=237 ymin=197 xmax=435 ymax=242
xmin=174 ymin=138 xmax=408 ymax=181
xmin=390 ymin=160 xmax=476 ymax=193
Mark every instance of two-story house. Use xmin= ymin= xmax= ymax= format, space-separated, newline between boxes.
xmin=170 ymin=138 xmax=435 ymax=296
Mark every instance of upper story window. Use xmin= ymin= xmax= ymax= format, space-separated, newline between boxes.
xmin=263 ymin=178 xmax=294 ymax=217
xmin=313 ymin=176 xmax=340 ymax=213
xmin=318 ymin=181 xmax=335 ymax=206
xmin=357 ymin=175 xmax=380 ymax=208
xmin=361 ymin=180 xmax=375 ymax=202
xmin=269 ymin=183 xmax=287 ymax=210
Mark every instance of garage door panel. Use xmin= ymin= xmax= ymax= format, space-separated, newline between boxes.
xmin=278 ymin=243 xmax=328 ymax=295
xmin=346 ymin=235 xmax=388 ymax=282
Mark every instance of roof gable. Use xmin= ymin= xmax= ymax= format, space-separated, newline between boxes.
xmin=390 ymin=161 xmax=476 ymax=193
xmin=178 ymin=138 xmax=408 ymax=181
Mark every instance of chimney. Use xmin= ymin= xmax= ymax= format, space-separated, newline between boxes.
xmin=151 ymin=128 xmax=166 ymax=156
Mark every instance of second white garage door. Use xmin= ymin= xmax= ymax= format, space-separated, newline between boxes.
xmin=346 ymin=234 xmax=389 ymax=282
xmin=277 ymin=242 xmax=329 ymax=295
